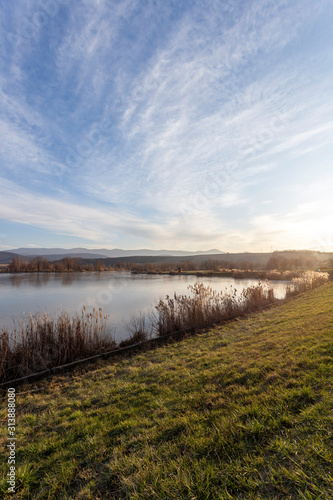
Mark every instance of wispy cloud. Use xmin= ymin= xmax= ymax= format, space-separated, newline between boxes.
xmin=0 ymin=0 xmax=332 ymax=250
xmin=0 ymin=178 xmax=169 ymax=243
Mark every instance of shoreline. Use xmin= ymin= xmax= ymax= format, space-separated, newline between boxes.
xmin=1 ymin=267 xmax=322 ymax=281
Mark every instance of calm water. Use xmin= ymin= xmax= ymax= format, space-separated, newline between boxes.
xmin=0 ymin=272 xmax=291 ymax=342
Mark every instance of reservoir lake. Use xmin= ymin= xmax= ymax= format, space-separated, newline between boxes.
xmin=0 ymin=272 xmax=291 ymax=342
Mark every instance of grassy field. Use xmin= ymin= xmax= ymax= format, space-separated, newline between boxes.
xmin=0 ymin=283 xmax=332 ymax=499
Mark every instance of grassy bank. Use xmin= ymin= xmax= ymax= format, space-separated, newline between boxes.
xmin=1 ymin=282 xmax=333 ymax=499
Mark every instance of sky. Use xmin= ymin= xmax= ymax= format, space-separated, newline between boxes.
xmin=0 ymin=0 xmax=332 ymax=253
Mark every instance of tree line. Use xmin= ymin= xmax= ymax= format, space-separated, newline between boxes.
xmin=6 ymin=253 xmax=329 ymax=274
xmin=7 ymin=257 xmax=111 ymax=273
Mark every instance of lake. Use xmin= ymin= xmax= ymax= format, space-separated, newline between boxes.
xmin=0 ymin=272 xmax=291 ymax=342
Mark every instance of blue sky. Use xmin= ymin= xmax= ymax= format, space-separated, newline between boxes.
xmin=0 ymin=0 xmax=332 ymax=252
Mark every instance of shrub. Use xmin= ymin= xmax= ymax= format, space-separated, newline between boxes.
xmin=266 ymin=270 xmax=281 ymax=280
xmin=233 ymin=270 xmax=245 ymax=279
xmin=119 ymin=330 xmax=148 ymax=348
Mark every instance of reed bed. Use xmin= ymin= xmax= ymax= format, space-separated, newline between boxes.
xmin=151 ymin=280 xmax=276 ymax=337
xmin=144 ymin=272 xmax=329 ymax=338
xmin=286 ymin=270 xmax=329 ymax=297
xmin=0 ymin=307 xmax=116 ymax=383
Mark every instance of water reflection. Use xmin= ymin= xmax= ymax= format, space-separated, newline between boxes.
xmin=8 ymin=272 xmax=84 ymax=287
xmin=9 ymin=273 xmax=51 ymax=287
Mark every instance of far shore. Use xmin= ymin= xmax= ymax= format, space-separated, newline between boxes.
xmin=2 ymin=267 xmax=332 ymax=281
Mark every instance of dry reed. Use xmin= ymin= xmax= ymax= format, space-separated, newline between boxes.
xmin=0 ymin=307 xmax=116 ymax=383
xmin=151 ymin=280 xmax=276 ymax=337
xmin=286 ymin=271 xmax=329 ymax=297
xmin=151 ymin=272 xmax=328 ymax=337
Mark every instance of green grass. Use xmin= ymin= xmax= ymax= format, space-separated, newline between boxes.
xmin=1 ymin=283 xmax=333 ymax=499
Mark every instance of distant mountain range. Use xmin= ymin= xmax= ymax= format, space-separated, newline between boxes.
xmin=0 ymin=248 xmax=225 ymax=263
xmin=0 ymin=252 xmax=22 ymax=264
xmin=0 ymin=248 xmax=331 ymax=267
xmin=6 ymin=247 xmax=225 ymax=260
